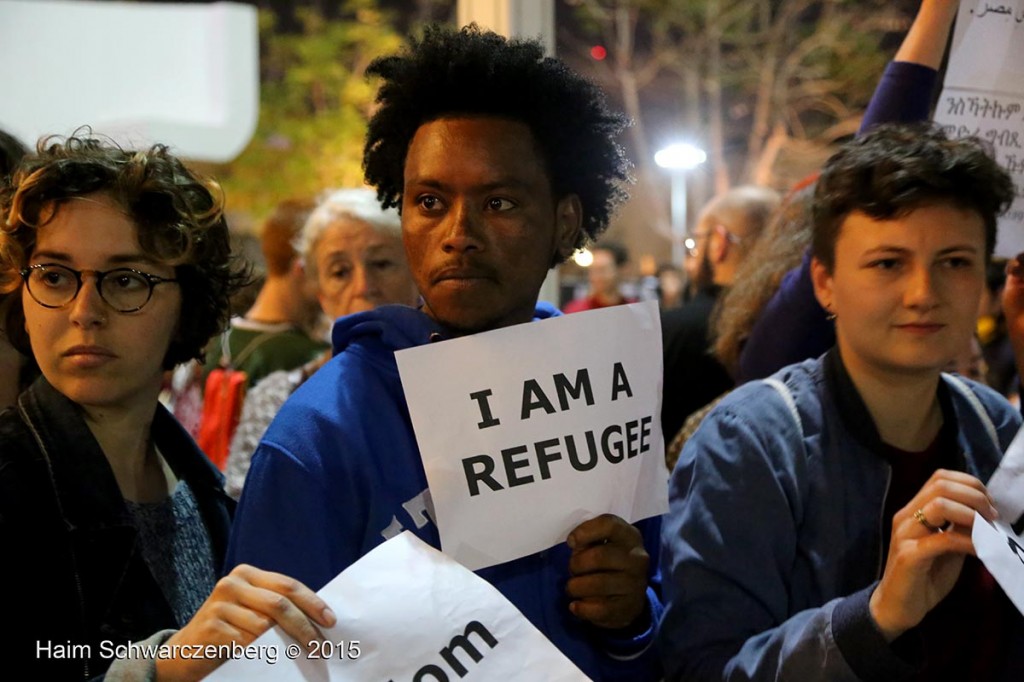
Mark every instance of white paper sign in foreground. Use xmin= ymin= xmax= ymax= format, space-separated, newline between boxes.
xmin=395 ymin=301 xmax=668 ymax=571
xmin=972 ymin=514 xmax=1024 ymax=615
xmin=208 ymin=532 xmax=589 ymax=681
xmin=973 ymin=423 xmax=1024 ymax=616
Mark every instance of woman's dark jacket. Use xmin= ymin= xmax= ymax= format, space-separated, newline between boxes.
xmin=0 ymin=377 xmax=234 ymax=680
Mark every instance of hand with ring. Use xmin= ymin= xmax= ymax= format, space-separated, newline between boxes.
xmin=913 ymin=508 xmax=951 ymax=533
xmin=869 ymin=469 xmax=999 ymax=642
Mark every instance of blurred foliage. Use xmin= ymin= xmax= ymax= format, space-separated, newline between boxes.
xmin=565 ymin=0 xmax=903 ymax=191
xmin=216 ymin=1 xmax=404 ymax=219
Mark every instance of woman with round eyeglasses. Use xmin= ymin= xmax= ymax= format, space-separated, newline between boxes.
xmin=0 ymin=136 xmax=335 ymax=680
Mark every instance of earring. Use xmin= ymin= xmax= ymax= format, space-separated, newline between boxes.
xmin=825 ymin=306 xmax=836 ymax=322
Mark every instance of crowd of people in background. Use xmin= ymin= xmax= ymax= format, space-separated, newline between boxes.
xmin=2 ymin=1 xmax=1023 ymax=680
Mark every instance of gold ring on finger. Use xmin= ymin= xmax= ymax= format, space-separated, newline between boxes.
xmin=914 ymin=508 xmax=950 ymax=533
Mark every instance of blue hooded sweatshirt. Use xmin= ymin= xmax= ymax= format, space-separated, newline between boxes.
xmin=225 ymin=303 xmax=663 ymax=680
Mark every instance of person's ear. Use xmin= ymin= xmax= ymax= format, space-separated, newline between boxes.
xmin=810 ymin=256 xmax=834 ymax=313
xmin=553 ymin=194 xmax=583 ymax=263
xmin=709 ymin=224 xmax=730 ymax=263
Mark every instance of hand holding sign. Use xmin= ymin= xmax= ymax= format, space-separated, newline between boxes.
xmin=158 ymin=564 xmax=335 ymax=682
xmin=869 ymin=469 xmax=1000 ymax=641
xmin=566 ymin=514 xmax=650 ymax=629
xmin=396 ymin=301 xmax=668 ymax=571
xmin=206 ymin=533 xmax=589 ymax=681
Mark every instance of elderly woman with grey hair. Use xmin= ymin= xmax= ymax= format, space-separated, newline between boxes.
xmin=224 ymin=188 xmax=419 ymax=498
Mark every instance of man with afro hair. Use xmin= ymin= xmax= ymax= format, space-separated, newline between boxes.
xmin=226 ymin=25 xmax=663 ymax=680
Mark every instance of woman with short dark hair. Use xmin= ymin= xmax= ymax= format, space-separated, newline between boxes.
xmin=659 ymin=125 xmax=1024 ymax=681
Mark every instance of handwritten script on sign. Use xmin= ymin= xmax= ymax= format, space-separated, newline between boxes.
xmin=933 ymin=1 xmax=1024 ymax=256
xmin=395 ymin=302 xmax=668 ymax=571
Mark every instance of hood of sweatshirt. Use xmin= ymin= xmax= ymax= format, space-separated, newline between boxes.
xmin=330 ymin=302 xmax=562 ymax=361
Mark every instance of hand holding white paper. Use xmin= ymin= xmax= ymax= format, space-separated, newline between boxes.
xmin=395 ymin=301 xmax=668 ymax=571
xmin=207 ymin=532 xmax=590 ymax=680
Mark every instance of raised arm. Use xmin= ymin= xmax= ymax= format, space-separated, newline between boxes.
xmin=861 ymin=0 xmax=960 ymax=131
xmin=894 ymin=0 xmax=960 ymax=67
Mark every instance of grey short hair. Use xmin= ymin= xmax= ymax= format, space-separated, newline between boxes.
xmin=295 ymin=188 xmax=402 ymax=280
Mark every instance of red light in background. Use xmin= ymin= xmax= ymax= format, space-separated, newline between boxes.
xmin=590 ymin=45 xmax=607 ymax=61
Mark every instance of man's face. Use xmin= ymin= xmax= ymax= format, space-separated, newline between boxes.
xmin=811 ymin=203 xmax=986 ymax=381
xmin=588 ymin=249 xmax=620 ymax=298
xmin=401 ymin=116 xmax=580 ymax=334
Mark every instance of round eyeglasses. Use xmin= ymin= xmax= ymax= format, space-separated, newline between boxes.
xmin=20 ymin=263 xmax=179 ymax=313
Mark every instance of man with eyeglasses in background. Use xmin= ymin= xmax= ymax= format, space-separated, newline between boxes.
xmin=661 ymin=185 xmax=780 ymax=444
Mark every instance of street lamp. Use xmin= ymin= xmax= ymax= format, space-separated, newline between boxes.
xmin=654 ymin=142 xmax=707 ymax=265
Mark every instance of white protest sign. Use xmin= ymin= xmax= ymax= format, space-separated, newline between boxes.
xmin=987 ymin=423 xmax=1024 ymax=530
xmin=933 ymin=1 xmax=1024 ymax=256
xmin=973 ymin=422 xmax=1024 ymax=617
xmin=395 ymin=301 xmax=667 ymax=571
xmin=973 ymin=513 xmax=1024 ymax=615
xmin=207 ymin=532 xmax=590 ymax=681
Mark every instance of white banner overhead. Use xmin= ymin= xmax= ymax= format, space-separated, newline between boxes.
xmin=933 ymin=0 xmax=1024 ymax=256
xmin=0 ymin=0 xmax=258 ymax=163
xmin=207 ymin=532 xmax=590 ymax=681
xmin=395 ymin=301 xmax=669 ymax=571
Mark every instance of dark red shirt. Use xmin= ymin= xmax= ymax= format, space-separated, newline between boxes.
xmin=880 ymin=430 xmax=1011 ymax=681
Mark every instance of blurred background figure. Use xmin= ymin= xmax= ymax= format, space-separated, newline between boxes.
xmin=174 ymin=200 xmax=328 ymax=468
xmin=979 ymin=257 xmax=1018 ymax=402
xmin=660 ymin=185 xmax=780 ymax=440
xmin=202 ymin=198 xmax=326 ymax=387
xmin=713 ymin=182 xmax=817 ymax=378
xmin=655 ymin=262 xmax=686 ymax=310
xmin=562 ymin=240 xmax=636 ymax=313
xmin=681 ymin=233 xmax=714 ymax=303
xmin=224 ymin=188 xmax=419 ymax=498
xmin=0 ymin=128 xmax=30 ymax=411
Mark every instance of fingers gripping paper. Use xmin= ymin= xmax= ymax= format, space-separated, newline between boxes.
xmin=395 ymin=301 xmax=669 ymax=570
xmin=208 ymin=533 xmax=590 ymax=680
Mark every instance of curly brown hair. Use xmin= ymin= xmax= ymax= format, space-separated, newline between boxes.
xmin=0 ymin=133 xmax=248 ymax=368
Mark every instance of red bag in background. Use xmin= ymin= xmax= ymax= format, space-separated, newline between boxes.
xmin=196 ymin=367 xmax=248 ymax=470
xmin=196 ymin=330 xmax=272 ymax=470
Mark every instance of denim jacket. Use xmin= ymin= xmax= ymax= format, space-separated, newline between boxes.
xmin=659 ymin=350 xmax=1023 ymax=681
xmin=0 ymin=377 xmax=233 ymax=680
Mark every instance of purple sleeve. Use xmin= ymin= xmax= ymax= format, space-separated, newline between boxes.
xmin=736 ymin=250 xmax=834 ymax=383
xmin=859 ymin=61 xmax=939 ymax=134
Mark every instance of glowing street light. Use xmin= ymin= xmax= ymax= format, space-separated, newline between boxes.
xmin=654 ymin=143 xmax=707 ymax=170
xmin=655 ymin=142 xmax=707 ymax=265
xmin=572 ymin=248 xmax=594 ymax=267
